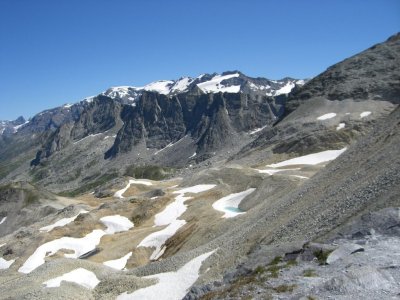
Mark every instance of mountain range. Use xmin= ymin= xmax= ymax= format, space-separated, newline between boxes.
xmin=0 ymin=33 xmax=399 ymax=299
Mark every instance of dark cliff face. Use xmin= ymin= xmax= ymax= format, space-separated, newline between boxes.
xmin=32 ymin=96 xmax=122 ymax=165
xmin=104 ymin=90 xmax=283 ymax=158
xmin=285 ymin=33 xmax=400 ymax=115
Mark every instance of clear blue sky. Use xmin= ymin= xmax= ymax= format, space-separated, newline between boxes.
xmin=0 ymin=0 xmax=399 ymax=120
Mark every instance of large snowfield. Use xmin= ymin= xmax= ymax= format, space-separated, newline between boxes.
xmin=117 ymin=250 xmax=215 ymax=300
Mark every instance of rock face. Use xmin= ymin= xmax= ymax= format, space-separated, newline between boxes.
xmin=31 ymin=96 xmax=122 ymax=165
xmin=286 ymin=33 xmax=400 ymax=115
xmin=105 ymin=90 xmax=281 ymax=158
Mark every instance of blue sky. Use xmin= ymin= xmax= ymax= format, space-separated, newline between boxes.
xmin=0 ymin=0 xmax=399 ymax=120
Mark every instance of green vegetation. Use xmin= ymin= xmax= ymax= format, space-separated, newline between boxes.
xmin=314 ymin=249 xmax=333 ymax=265
xmin=273 ymin=284 xmax=297 ymax=293
xmin=285 ymin=259 xmax=298 ymax=267
xmin=59 ymin=172 xmax=118 ymax=197
xmin=303 ymin=269 xmax=317 ymax=277
xmin=124 ymin=165 xmax=175 ymax=180
xmin=267 ymin=264 xmax=281 ymax=278
xmin=254 ymin=265 xmax=266 ymax=275
xmin=24 ymin=190 xmax=39 ymax=205
xmin=269 ymin=256 xmax=282 ymax=265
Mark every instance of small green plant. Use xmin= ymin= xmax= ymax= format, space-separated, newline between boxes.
xmin=273 ymin=284 xmax=296 ymax=293
xmin=269 ymin=256 xmax=282 ymax=265
xmin=307 ymin=296 xmax=317 ymax=300
xmin=267 ymin=265 xmax=281 ymax=278
xmin=254 ymin=265 xmax=266 ymax=275
xmin=314 ymin=249 xmax=332 ymax=265
xmin=285 ymin=259 xmax=298 ymax=267
xmin=303 ymin=269 xmax=317 ymax=277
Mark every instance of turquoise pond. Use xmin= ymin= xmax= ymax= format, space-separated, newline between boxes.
xmin=224 ymin=207 xmax=243 ymax=213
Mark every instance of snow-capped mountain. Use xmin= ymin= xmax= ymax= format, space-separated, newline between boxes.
xmin=0 ymin=116 xmax=27 ymax=136
xmin=102 ymin=71 xmax=306 ymax=105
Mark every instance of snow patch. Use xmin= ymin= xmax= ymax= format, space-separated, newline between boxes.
xmin=336 ymin=123 xmax=345 ymax=131
xmin=275 ymin=82 xmax=295 ymax=95
xmin=267 ymin=148 xmax=347 ymax=168
xmin=317 ymin=113 xmax=337 ymax=120
xmin=170 ymin=77 xmax=193 ymax=93
xmin=212 ymin=188 xmax=255 ymax=218
xmin=43 ymin=268 xmax=100 ymax=289
xmin=154 ymin=184 xmax=216 ymax=226
xmin=40 ymin=210 xmax=88 ymax=232
xmin=138 ymin=220 xmax=186 ymax=260
xmin=117 ymin=250 xmax=215 ymax=300
xmin=249 ymin=125 xmax=267 ymax=135
xmin=103 ymin=252 xmax=132 ymax=270
xmin=138 ymin=184 xmax=215 ymax=260
xmin=143 ymin=80 xmax=174 ymax=94
xmin=19 ymin=215 xmax=133 ymax=273
xmin=114 ymin=179 xmax=153 ymax=198
xmin=100 ymin=215 xmax=134 ymax=234
xmin=0 ymin=217 xmax=6 ymax=225
xmin=197 ymin=73 xmax=240 ymax=93
xmin=0 ymin=257 xmax=15 ymax=269
xmin=258 ymin=168 xmax=300 ymax=175
xmin=360 ymin=111 xmax=371 ymax=118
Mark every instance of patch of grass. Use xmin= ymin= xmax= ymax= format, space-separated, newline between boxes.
xmin=307 ymin=296 xmax=317 ymax=300
xmin=59 ymin=172 xmax=118 ymax=197
xmin=269 ymin=256 xmax=282 ymax=265
xmin=254 ymin=265 xmax=266 ymax=275
xmin=273 ymin=284 xmax=296 ymax=293
xmin=24 ymin=190 xmax=39 ymax=205
xmin=124 ymin=165 xmax=174 ymax=180
xmin=303 ymin=269 xmax=317 ymax=277
xmin=267 ymin=265 xmax=281 ymax=278
xmin=314 ymin=249 xmax=332 ymax=265
xmin=285 ymin=259 xmax=298 ymax=267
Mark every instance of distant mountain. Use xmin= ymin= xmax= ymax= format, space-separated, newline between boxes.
xmin=0 ymin=116 xmax=26 ymax=136
xmin=102 ymin=71 xmax=305 ymax=105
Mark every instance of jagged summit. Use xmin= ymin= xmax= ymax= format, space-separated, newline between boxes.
xmin=102 ymin=71 xmax=305 ymax=105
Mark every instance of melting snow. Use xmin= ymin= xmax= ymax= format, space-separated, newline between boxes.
xmin=99 ymin=215 xmax=134 ymax=234
xmin=197 ymin=73 xmax=240 ymax=93
xmin=212 ymin=188 xmax=255 ymax=218
xmin=138 ymin=184 xmax=215 ymax=260
xmin=40 ymin=210 xmax=88 ymax=232
xmin=291 ymin=175 xmax=309 ymax=179
xmin=154 ymin=185 xmax=216 ymax=226
xmin=317 ymin=113 xmax=337 ymax=120
xmin=138 ymin=220 xmax=186 ymax=260
xmin=73 ymin=133 xmax=103 ymax=144
xmin=103 ymin=252 xmax=132 ymax=270
xmin=114 ymin=179 xmax=153 ymax=198
xmin=117 ymin=250 xmax=215 ymax=300
xmin=267 ymin=148 xmax=347 ymax=168
xmin=360 ymin=111 xmax=371 ymax=118
xmin=249 ymin=125 xmax=267 ymax=135
xmin=19 ymin=215 xmax=133 ymax=273
xmin=0 ymin=257 xmax=15 ymax=270
xmin=0 ymin=217 xmax=6 ymax=225
xmin=336 ymin=123 xmax=346 ymax=131
xmin=258 ymin=168 xmax=300 ymax=175
xmin=0 ymin=243 xmax=5 ymax=248
xmin=189 ymin=152 xmax=197 ymax=159
xmin=43 ymin=268 xmax=100 ymax=289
